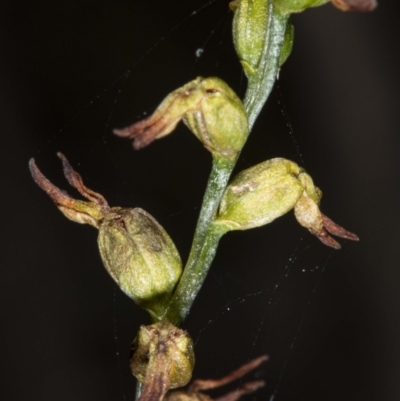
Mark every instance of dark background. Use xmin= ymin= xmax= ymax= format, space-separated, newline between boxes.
xmin=1 ymin=1 xmax=399 ymax=400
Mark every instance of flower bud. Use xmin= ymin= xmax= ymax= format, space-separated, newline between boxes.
xmin=214 ymin=158 xmax=359 ymax=249
xmin=130 ymin=321 xmax=194 ymax=401
xmin=29 ymin=154 xmax=182 ymax=319
xmin=113 ymin=77 xmax=248 ymax=159
xmin=230 ymin=0 xmax=270 ymax=77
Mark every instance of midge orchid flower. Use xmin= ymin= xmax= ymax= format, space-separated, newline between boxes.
xmin=214 ymin=158 xmax=359 ymax=249
xmin=130 ymin=321 xmax=195 ymax=401
xmin=114 ymin=77 xmax=248 ymax=160
xmin=29 ymin=154 xmax=182 ymax=321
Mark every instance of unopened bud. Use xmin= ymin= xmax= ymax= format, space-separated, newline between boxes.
xmin=29 ymin=154 xmax=182 ymax=319
xmin=214 ymin=158 xmax=359 ymax=249
xmin=131 ymin=321 xmax=195 ymax=401
xmin=114 ymin=77 xmax=248 ymax=159
xmin=230 ymin=0 xmax=270 ymax=77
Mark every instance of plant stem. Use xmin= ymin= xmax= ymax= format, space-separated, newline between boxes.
xmin=164 ymin=224 xmax=225 ymax=326
xmin=164 ymin=5 xmax=289 ymax=326
xmin=185 ymin=157 xmax=236 ymax=266
xmin=163 ymin=157 xmax=234 ymax=325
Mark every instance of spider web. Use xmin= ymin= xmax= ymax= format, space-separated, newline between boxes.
xmin=1 ymin=1 xmax=383 ymax=401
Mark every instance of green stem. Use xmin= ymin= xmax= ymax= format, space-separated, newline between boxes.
xmin=164 ymin=5 xmax=289 ymax=326
xmin=163 ymin=157 xmax=234 ymax=325
xmin=185 ymin=157 xmax=236 ymax=266
xmin=164 ymin=225 xmax=225 ymax=325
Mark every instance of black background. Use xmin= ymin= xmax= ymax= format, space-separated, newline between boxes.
xmin=1 ymin=1 xmax=399 ymax=400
